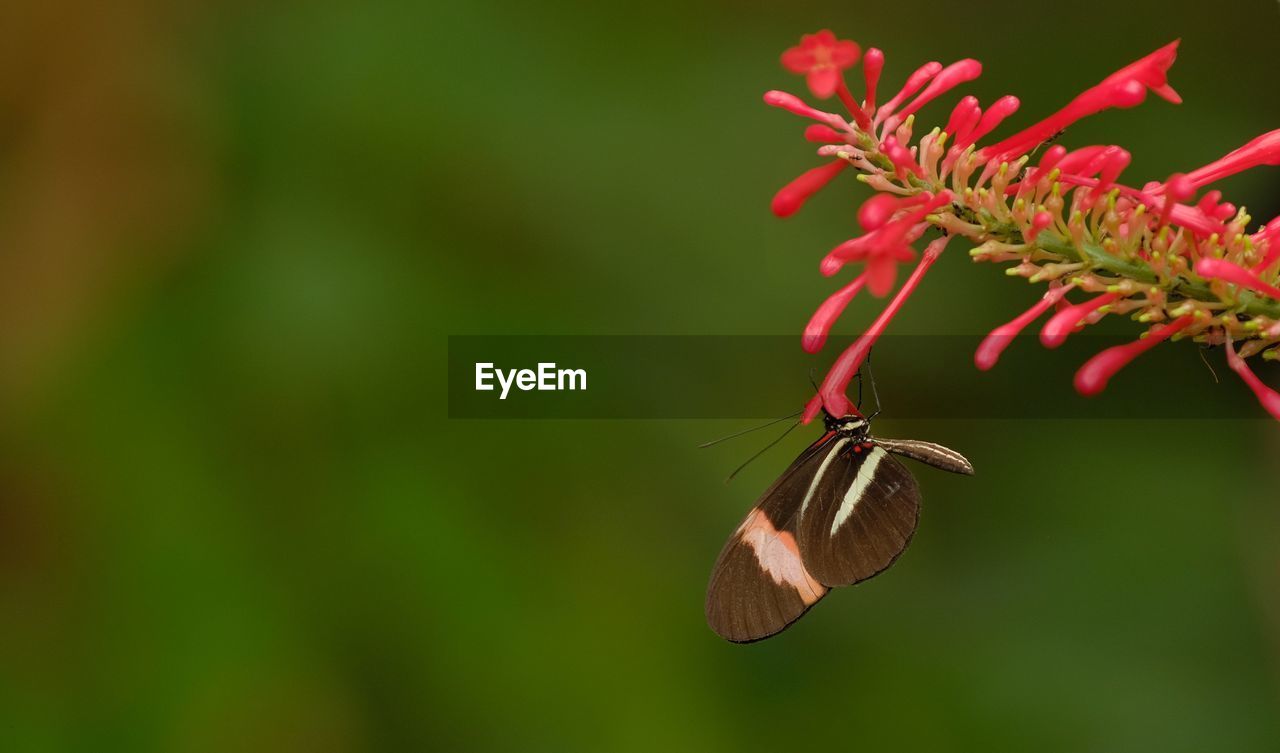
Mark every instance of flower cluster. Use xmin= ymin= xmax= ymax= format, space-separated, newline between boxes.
xmin=767 ymin=31 xmax=1280 ymax=421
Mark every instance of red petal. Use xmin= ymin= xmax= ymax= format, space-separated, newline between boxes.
xmin=807 ymin=67 xmax=839 ymax=99
xmin=830 ymin=40 xmax=861 ymax=68
xmin=781 ymin=47 xmax=814 ymax=73
xmin=865 ymin=255 xmax=899 ymax=297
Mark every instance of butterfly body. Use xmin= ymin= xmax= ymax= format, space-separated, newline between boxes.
xmin=706 ymin=413 xmax=972 ymax=643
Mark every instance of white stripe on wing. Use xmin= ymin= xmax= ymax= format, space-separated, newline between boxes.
xmin=830 ymin=447 xmax=886 ymax=535
xmin=798 ymin=438 xmax=849 ymax=517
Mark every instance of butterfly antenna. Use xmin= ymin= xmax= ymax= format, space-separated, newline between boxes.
xmin=698 ymin=410 xmax=802 ymax=448
xmin=1198 ymin=344 xmax=1220 ymax=384
xmin=725 ymin=420 xmax=801 ymax=483
xmin=864 ymin=351 xmax=883 ymax=419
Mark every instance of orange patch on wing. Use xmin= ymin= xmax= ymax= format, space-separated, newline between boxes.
xmin=739 ymin=509 xmax=827 ymax=605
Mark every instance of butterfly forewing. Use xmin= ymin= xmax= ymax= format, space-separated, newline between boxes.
xmin=796 ymin=444 xmax=921 ymax=587
xmin=705 ymin=434 xmax=840 ymax=643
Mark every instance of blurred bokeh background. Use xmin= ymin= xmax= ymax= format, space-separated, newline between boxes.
xmin=2 ymin=1 xmax=1280 ymax=750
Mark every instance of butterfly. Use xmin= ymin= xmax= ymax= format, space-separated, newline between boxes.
xmin=705 ymin=409 xmax=973 ymax=643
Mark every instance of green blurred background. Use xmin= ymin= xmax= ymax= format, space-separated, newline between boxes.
xmin=2 ymin=1 xmax=1280 ymax=750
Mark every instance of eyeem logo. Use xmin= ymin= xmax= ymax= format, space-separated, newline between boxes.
xmin=474 ymin=363 xmax=587 ymax=400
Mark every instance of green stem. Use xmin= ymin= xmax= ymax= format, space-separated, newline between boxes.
xmin=1035 ymin=232 xmax=1280 ymax=319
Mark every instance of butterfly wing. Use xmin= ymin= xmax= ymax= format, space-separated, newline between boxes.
xmin=796 ymin=444 xmax=921 ymax=587
xmin=875 ymin=437 xmax=974 ymax=475
xmin=705 ymin=435 xmax=843 ymax=643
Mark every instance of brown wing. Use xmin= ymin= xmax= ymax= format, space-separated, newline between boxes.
xmin=705 ymin=435 xmax=845 ymax=643
xmin=875 ymin=437 xmax=974 ymax=475
xmin=795 ymin=445 xmax=921 ymax=587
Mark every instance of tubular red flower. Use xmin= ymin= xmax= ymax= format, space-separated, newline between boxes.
xmin=1182 ymin=129 xmax=1280 ymax=190
xmin=763 ymin=90 xmax=847 ymax=129
xmin=822 ymin=192 xmax=950 ymax=286
xmin=896 ymin=59 xmax=983 ymax=119
xmin=1164 ymin=203 xmax=1226 ymax=237
xmin=1024 ymin=144 xmax=1067 ymax=185
xmin=1194 ymin=258 xmax=1280 ymax=299
xmin=1226 ymin=338 xmax=1280 ymax=420
xmin=1006 ymin=144 xmax=1070 ymax=193
xmin=881 ymin=136 xmax=924 ymax=178
xmin=1256 ymin=216 xmax=1280 ymax=246
xmin=804 ymin=236 xmax=952 ymax=421
xmin=771 ymin=160 xmax=848 ymax=218
xmin=975 ymin=283 xmax=1075 ymax=370
xmin=978 ymin=41 xmax=1181 ymax=165
xmin=821 ymin=228 xmax=924 ymax=278
xmin=1163 ymin=172 xmax=1194 ymax=200
xmin=857 ymin=193 xmax=927 ymax=231
xmin=781 ymin=30 xmax=862 ymax=100
xmin=877 ymin=61 xmax=943 ymax=120
xmin=1023 ymin=210 xmax=1053 ymax=244
xmin=1093 ymin=147 xmax=1131 ymax=197
xmin=862 ymin=48 xmax=884 ymax=111
xmin=1192 ymin=190 xmax=1237 ymax=222
xmin=837 ymin=84 xmax=873 ymax=129
xmin=1040 ymin=292 xmax=1119 ymax=348
xmin=944 ymin=96 xmax=981 ymax=139
xmin=1073 ymin=315 xmax=1195 ymax=396
xmin=1056 ymin=145 xmax=1109 ymax=175
xmin=802 ymin=274 xmax=868 ymax=354
xmin=1157 ymin=172 xmax=1194 ymax=226
xmin=966 ymin=95 xmax=1020 ymax=146
xmin=1252 ymin=217 xmax=1280 ymax=273
xmin=804 ymin=124 xmax=846 ymax=143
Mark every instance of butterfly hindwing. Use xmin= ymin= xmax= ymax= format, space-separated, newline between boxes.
xmin=705 ymin=435 xmax=840 ymax=643
xmin=875 ymin=437 xmax=974 ymax=475
xmin=796 ymin=442 xmax=921 ymax=587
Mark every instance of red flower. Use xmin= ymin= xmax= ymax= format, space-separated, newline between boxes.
xmin=781 ymin=30 xmax=861 ymax=99
xmin=978 ymin=41 xmax=1181 ymax=165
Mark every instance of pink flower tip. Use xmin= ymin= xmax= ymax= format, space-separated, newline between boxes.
xmin=1073 ymin=315 xmax=1194 ymax=396
xmin=1024 ymin=211 xmax=1053 ymax=243
xmin=1164 ymin=173 xmax=1194 ymax=201
xmin=1111 ymin=39 xmax=1181 ymax=104
xmin=975 ymin=285 xmax=1075 ymax=370
xmin=771 ymin=160 xmax=848 ymax=218
xmin=862 ymin=47 xmax=884 ymax=108
xmin=802 ymin=275 xmax=868 ymax=353
xmin=863 ymin=48 xmax=884 ymax=73
xmin=974 ymin=326 xmax=1015 ymax=372
xmin=1184 ymin=129 xmax=1280 ymax=190
xmin=1226 ymin=339 xmax=1280 ymax=420
xmin=1040 ymin=293 xmax=1117 ymax=349
xmin=804 ymin=124 xmax=846 ymax=143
